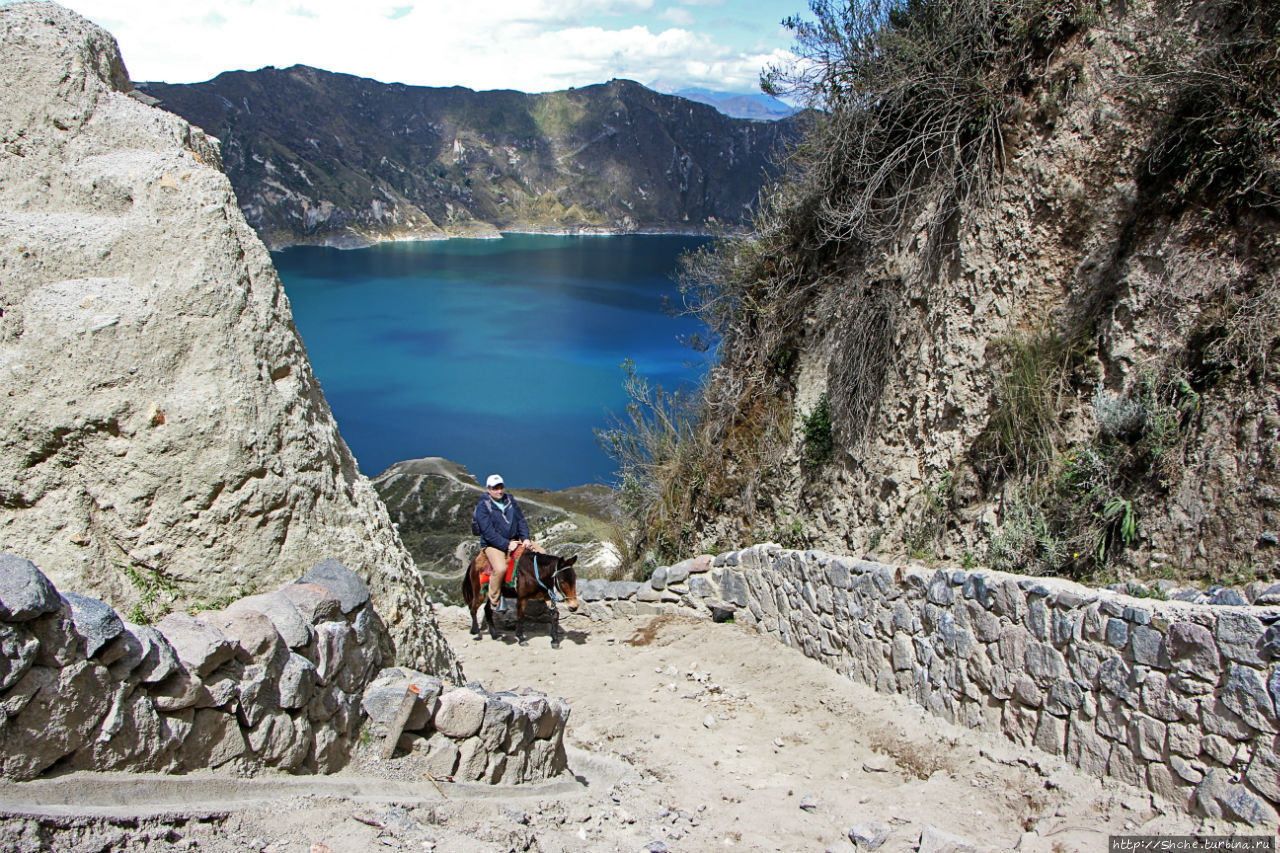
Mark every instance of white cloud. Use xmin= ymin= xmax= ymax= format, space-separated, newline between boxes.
xmin=45 ymin=0 xmax=793 ymax=95
xmin=661 ymin=7 xmax=695 ymax=26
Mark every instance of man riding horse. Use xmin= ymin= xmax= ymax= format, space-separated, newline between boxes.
xmin=473 ymin=473 xmax=542 ymax=609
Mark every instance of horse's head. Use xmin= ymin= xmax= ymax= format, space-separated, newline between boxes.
xmin=555 ymin=555 xmax=578 ymax=611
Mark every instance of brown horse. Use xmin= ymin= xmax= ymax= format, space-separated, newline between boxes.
xmin=461 ymin=549 xmax=579 ymax=647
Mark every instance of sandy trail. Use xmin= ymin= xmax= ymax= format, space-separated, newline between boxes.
xmin=0 ymin=608 xmax=1218 ymax=852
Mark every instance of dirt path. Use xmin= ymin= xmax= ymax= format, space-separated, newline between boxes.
xmin=0 ymin=608 xmax=1223 ymax=852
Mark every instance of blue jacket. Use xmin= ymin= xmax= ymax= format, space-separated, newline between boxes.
xmin=474 ymin=495 xmax=530 ymax=551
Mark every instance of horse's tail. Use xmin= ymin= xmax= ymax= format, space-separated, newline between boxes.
xmin=461 ymin=555 xmax=474 ymax=606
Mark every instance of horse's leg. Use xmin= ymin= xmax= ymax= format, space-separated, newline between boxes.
xmin=549 ymin=600 xmax=561 ymax=649
xmin=516 ymin=598 xmax=528 ymax=645
xmin=485 ymin=598 xmax=499 ymax=639
xmin=466 ymin=571 xmax=483 ymax=637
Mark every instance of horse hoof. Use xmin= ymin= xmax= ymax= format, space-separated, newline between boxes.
xmin=551 ymin=640 xmax=561 ymax=649
xmin=518 ymin=638 xmax=528 ymax=646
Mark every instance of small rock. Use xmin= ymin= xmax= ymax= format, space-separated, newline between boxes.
xmin=848 ymin=822 xmax=889 ymax=850
xmin=917 ymin=825 xmax=978 ymax=853
xmin=799 ymin=794 xmax=819 ymax=812
xmin=1209 ymin=588 xmax=1248 ymax=606
xmin=702 ymin=715 xmax=716 ymax=729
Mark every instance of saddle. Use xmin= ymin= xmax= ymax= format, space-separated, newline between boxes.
xmin=478 ymin=544 xmax=525 ymax=588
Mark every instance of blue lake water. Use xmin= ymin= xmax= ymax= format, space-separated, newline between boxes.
xmin=272 ymin=234 xmax=711 ymax=489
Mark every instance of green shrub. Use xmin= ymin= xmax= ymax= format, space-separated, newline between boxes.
xmin=974 ymin=329 xmax=1084 ymax=484
xmin=801 ymin=393 xmax=834 ymax=470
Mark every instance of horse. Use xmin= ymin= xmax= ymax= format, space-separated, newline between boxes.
xmin=461 ymin=549 xmax=579 ymax=647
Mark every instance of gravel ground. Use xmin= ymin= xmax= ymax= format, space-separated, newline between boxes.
xmin=0 ymin=607 xmax=1254 ymax=852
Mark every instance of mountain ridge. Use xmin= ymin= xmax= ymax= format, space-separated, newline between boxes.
xmin=138 ymin=68 xmax=804 ymax=249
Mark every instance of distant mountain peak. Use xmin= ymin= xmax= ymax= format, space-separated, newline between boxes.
xmin=655 ymin=84 xmax=799 ymax=121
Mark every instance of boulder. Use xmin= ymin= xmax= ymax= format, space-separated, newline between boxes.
xmin=278 ymin=583 xmax=344 ymax=624
xmin=576 ymin=579 xmax=607 ymax=602
xmin=150 ymin=669 xmax=214 ymax=713
xmin=0 ymin=555 xmax=61 ymax=621
xmin=237 ymin=664 xmax=279 ymax=728
xmin=61 ymin=592 xmax=124 ymax=658
xmin=203 ymin=609 xmax=285 ymax=665
xmin=362 ymin=668 xmax=443 ymax=731
xmin=0 ymin=660 xmax=112 ymax=780
xmin=649 ymin=565 xmax=669 ymax=590
xmin=296 ymin=560 xmax=370 ymax=614
xmin=477 ymin=696 xmax=515 ymax=752
xmin=917 ymin=825 xmax=978 ymax=853
xmin=228 ymin=593 xmax=314 ymax=650
xmin=153 ymin=613 xmax=236 ymax=678
xmin=1194 ymin=769 xmax=1279 ymax=826
xmin=26 ymin=606 xmax=80 ymax=667
xmin=179 ymin=708 xmax=248 ymax=770
xmin=421 ymin=732 xmax=460 ymax=778
xmin=434 ymin=687 xmax=487 ymax=738
xmin=665 ymin=560 xmax=693 ymax=585
xmin=71 ymin=688 xmax=174 ymax=772
xmin=128 ymin=624 xmax=181 ymax=684
xmin=279 ymin=652 xmax=318 ymax=710
xmin=848 ymin=823 xmax=890 ymax=850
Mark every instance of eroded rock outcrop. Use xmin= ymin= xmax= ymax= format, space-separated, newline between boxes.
xmin=0 ymin=2 xmax=458 ymax=678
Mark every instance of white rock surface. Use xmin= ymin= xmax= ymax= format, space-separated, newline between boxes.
xmin=0 ymin=2 xmax=458 ymax=678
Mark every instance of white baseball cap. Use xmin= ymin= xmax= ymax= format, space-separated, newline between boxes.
xmin=485 ymin=474 xmax=505 ymax=488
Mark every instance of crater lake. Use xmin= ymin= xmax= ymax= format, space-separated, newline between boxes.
xmin=272 ymin=234 xmax=711 ymax=490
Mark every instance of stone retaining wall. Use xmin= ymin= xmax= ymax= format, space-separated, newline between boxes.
xmin=577 ymin=546 xmax=1280 ymax=824
xmin=0 ymin=552 xmax=566 ymax=783
xmin=363 ymin=671 xmax=569 ymax=784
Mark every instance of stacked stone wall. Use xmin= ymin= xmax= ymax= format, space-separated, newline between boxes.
xmin=0 ymin=553 xmax=567 ymax=784
xmin=576 ymin=546 xmax=1280 ymax=823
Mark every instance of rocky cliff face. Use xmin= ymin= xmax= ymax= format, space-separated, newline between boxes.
xmin=0 ymin=2 xmax=459 ymax=677
xmin=682 ymin=1 xmax=1280 ymax=586
xmin=137 ymin=69 xmax=803 ymax=249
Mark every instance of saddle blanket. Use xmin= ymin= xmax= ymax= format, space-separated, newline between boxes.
xmin=479 ymin=544 xmax=525 ymax=587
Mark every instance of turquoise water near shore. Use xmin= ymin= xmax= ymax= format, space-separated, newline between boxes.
xmin=272 ymin=234 xmax=711 ymax=489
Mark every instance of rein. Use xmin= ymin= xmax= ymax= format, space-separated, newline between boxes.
xmin=532 ymin=554 xmax=569 ymax=603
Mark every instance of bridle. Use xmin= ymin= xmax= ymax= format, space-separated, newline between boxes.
xmin=532 ymin=553 xmax=575 ymax=604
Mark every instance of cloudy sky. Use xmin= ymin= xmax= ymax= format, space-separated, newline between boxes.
xmin=45 ymin=0 xmax=803 ymax=96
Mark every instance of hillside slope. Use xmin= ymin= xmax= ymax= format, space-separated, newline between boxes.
xmin=137 ymin=69 xmax=803 ymax=249
xmin=645 ymin=0 xmax=1280 ymax=588
xmin=372 ymin=458 xmax=626 ymax=602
